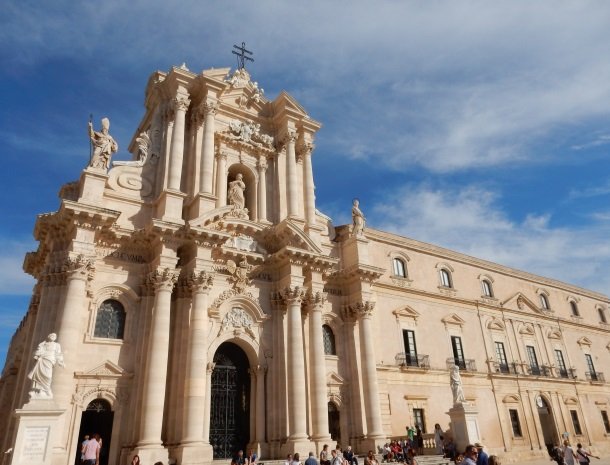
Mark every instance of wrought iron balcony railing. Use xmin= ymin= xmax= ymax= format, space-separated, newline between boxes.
xmin=395 ymin=353 xmax=430 ymax=369
xmin=557 ymin=368 xmax=577 ymax=379
xmin=493 ymin=361 xmax=519 ymax=374
xmin=527 ymin=365 xmax=553 ymax=377
xmin=446 ymin=357 xmax=477 ymax=372
xmin=586 ymin=371 xmax=605 ymax=383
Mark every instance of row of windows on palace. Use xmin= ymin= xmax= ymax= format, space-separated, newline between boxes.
xmin=391 ymin=257 xmax=609 ymax=324
xmin=92 ymin=301 xmax=606 ymax=381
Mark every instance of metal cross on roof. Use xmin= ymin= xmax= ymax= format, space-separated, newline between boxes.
xmin=232 ymin=42 xmax=254 ymax=70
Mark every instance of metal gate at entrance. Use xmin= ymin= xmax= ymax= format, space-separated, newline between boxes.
xmin=210 ymin=342 xmax=250 ymax=459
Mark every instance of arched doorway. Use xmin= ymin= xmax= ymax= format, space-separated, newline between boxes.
xmin=536 ymin=396 xmax=558 ymax=451
xmin=328 ymin=401 xmax=340 ymax=443
xmin=210 ymin=342 xmax=251 ymax=459
xmin=75 ymin=398 xmax=113 ymax=465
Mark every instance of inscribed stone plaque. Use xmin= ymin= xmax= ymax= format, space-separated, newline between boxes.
xmin=21 ymin=426 xmax=49 ymax=462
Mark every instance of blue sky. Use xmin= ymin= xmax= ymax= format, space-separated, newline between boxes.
xmin=2 ymin=1 xmax=610 ymax=364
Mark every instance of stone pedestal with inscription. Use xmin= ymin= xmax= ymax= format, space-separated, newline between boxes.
xmin=447 ymin=404 xmax=481 ymax=453
xmin=10 ymin=401 xmax=63 ymax=465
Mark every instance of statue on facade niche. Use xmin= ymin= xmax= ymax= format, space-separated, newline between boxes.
xmin=88 ymin=117 xmax=118 ymax=170
xmin=351 ymin=199 xmax=366 ymax=237
xmin=228 ymin=173 xmax=246 ymax=209
xmin=450 ymin=365 xmax=466 ymax=405
xmin=28 ymin=333 xmax=64 ymax=399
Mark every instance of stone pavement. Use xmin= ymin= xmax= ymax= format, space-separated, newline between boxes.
xmin=521 ymin=456 xmax=610 ymax=465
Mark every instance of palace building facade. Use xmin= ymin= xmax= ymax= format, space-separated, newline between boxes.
xmin=0 ymin=64 xmax=609 ymax=465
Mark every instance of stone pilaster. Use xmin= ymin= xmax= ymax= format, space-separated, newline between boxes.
xmin=354 ymin=301 xmax=386 ymax=447
xmin=215 ymin=151 xmax=228 ymax=208
xmin=135 ymin=267 xmax=179 ymax=463
xmin=306 ymin=291 xmax=331 ymax=443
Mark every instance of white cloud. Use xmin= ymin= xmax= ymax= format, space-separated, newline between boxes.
xmin=371 ymin=184 xmax=610 ymax=293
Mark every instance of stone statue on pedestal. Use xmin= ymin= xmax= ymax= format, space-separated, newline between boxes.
xmin=351 ymin=199 xmax=366 ymax=237
xmin=450 ymin=365 xmax=466 ymax=405
xmin=88 ymin=117 xmax=118 ymax=170
xmin=228 ymin=173 xmax=246 ymax=209
xmin=28 ymin=333 xmax=64 ymax=399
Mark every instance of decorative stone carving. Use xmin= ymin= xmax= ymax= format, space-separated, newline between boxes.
xmin=113 ymin=131 xmax=153 ymax=167
xmin=88 ymin=117 xmax=118 ymax=171
xmin=351 ymin=199 xmax=366 ymax=237
xmin=219 ymin=307 xmax=255 ymax=338
xmin=225 ymin=257 xmax=252 ymax=293
xmin=228 ymin=173 xmax=246 ymax=209
xmin=188 ymin=271 xmax=214 ymax=293
xmin=28 ymin=333 xmax=64 ymax=399
xmin=147 ymin=268 xmax=179 ymax=292
xmin=63 ymin=254 xmax=95 ymax=281
xmin=351 ymin=301 xmax=375 ymax=318
xmin=210 ymin=289 xmax=255 ymax=312
xmin=225 ymin=68 xmax=250 ymax=88
xmin=251 ymin=81 xmax=264 ymax=103
xmin=450 ymin=365 xmax=466 ymax=405
xmin=173 ymin=95 xmax=191 ymax=113
xmin=279 ymin=286 xmax=305 ymax=305
xmin=224 ymin=234 xmax=264 ymax=253
xmin=227 ymin=120 xmax=274 ymax=148
xmin=305 ymin=290 xmax=326 ymax=309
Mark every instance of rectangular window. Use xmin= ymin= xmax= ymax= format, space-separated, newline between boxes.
xmin=555 ymin=350 xmax=568 ymax=378
xmin=526 ymin=345 xmax=540 ymax=375
xmin=403 ymin=330 xmax=418 ymax=367
xmin=495 ymin=341 xmax=509 ymax=373
xmin=451 ymin=336 xmax=465 ymax=369
xmin=413 ymin=408 xmax=426 ymax=433
xmin=509 ymin=409 xmax=522 ymax=437
xmin=601 ymin=410 xmax=610 ymax=434
xmin=585 ymin=353 xmax=596 ymax=374
xmin=571 ymin=410 xmax=582 ymax=435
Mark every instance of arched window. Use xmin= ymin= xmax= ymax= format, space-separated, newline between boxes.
xmin=94 ymin=299 xmax=126 ymax=339
xmin=322 ymin=325 xmax=336 ymax=355
xmin=482 ymin=279 xmax=493 ymax=297
xmin=393 ymin=258 xmax=407 ymax=278
xmin=570 ymin=301 xmax=580 ymax=317
xmin=599 ymin=308 xmax=608 ymax=324
xmin=539 ymin=294 xmax=550 ymax=310
xmin=440 ymin=269 xmax=452 ymax=288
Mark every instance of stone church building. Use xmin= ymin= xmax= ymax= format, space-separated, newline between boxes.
xmin=0 ymin=64 xmax=609 ymax=465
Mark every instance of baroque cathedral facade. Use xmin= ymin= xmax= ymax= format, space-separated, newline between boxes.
xmin=1 ymin=64 xmax=609 ymax=465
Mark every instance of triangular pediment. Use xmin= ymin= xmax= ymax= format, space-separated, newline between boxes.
xmin=502 ymin=394 xmax=520 ymax=404
xmin=393 ymin=306 xmax=420 ymax=321
xmin=519 ymin=323 xmax=535 ymax=336
xmin=327 ymin=372 xmax=345 ymax=386
xmin=487 ymin=317 xmax=506 ymax=331
xmin=442 ymin=313 xmax=466 ymax=327
xmin=547 ymin=329 xmax=562 ymax=340
xmin=273 ymin=91 xmax=309 ymax=117
xmin=577 ymin=336 xmax=592 ymax=347
xmin=75 ymin=360 xmax=127 ymax=379
xmin=563 ymin=395 xmax=578 ymax=405
xmin=260 ymin=220 xmax=323 ymax=255
xmin=503 ymin=292 xmax=543 ymax=314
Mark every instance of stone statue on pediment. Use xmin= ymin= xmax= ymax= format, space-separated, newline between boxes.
xmin=88 ymin=117 xmax=118 ymax=171
xmin=351 ymin=199 xmax=366 ymax=237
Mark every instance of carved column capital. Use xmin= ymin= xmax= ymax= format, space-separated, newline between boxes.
xmin=305 ymin=290 xmax=326 ymax=311
xmin=280 ymin=286 xmax=305 ymax=305
xmin=147 ymin=268 xmax=179 ymax=293
xmin=256 ymin=364 xmax=267 ymax=376
xmin=173 ymin=95 xmax=191 ymax=113
xmin=63 ymin=254 xmax=95 ymax=281
xmin=353 ymin=301 xmax=375 ymax=319
xmin=216 ymin=150 xmax=228 ymax=161
xmin=257 ymin=158 xmax=268 ymax=172
xmin=188 ymin=270 xmax=214 ymax=294
xmin=203 ymin=101 xmax=218 ymax=116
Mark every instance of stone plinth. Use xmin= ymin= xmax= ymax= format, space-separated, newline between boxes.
xmin=156 ymin=189 xmax=186 ymax=224
xmin=10 ymin=401 xmax=64 ymax=465
xmin=78 ymin=168 xmax=108 ymax=205
xmin=447 ymin=403 xmax=480 ymax=453
xmin=174 ymin=443 xmax=214 ymax=465
xmin=187 ymin=192 xmax=217 ymax=220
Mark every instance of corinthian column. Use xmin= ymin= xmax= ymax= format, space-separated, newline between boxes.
xmin=281 ymin=286 xmax=307 ymax=440
xmin=168 ymin=94 xmax=191 ymax=191
xmin=200 ymin=102 xmax=217 ymax=194
xmin=182 ymin=271 xmax=214 ymax=444
xmin=53 ymin=254 xmax=94 ymax=403
xmin=138 ymin=268 xmax=179 ymax=448
xmin=301 ymin=143 xmax=316 ymax=227
xmin=215 ymin=151 xmax=228 ymax=208
xmin=257 ymin=159 xmax=268 ymax=222
xmin=306 ymin=291 xmax=331 ymax=442
xmin=356 ymin=301 xmax=384 ymax=439
xmin=285 ymin=131 xmax=299 ymax=217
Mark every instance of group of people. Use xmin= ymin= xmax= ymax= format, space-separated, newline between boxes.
xmin=550 ymin=440 xmax=600 ymax=465
xmin=80 ymin=434 xmax=102 ymax=465
xmin=231 ymin=449 xmax=259 ymax=465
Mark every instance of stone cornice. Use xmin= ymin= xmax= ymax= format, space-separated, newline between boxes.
xmin=327 ymin=263 xmax=385 ymax=285
xmin=364 ymin=227 xmax=610 ymax=303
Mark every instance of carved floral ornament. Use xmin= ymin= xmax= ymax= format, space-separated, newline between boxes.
xmin=188 ymin=270 xmax=214 ymax=293
xmin=219 ymin=307 xmax=256 ymax=338
xmin=63 ymin=254 xmax=95 ymax=279
xmin=147 ymin=267 xmax=179 ymax=292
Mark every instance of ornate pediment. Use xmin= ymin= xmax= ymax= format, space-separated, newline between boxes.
xmin=442 ymin=313 xmax=466 ymax=327
xmin=503 ymin=292 xmax=543 ymax=314
xmin=547 ymin=328 xmax=562 ymax=340
xmin=577 ymin=336 xmax=592 ymax=347
xmin=327 ymin=371 xmax=345 ymax=386
xmin=75 ymin=360 xmax=129 ymax=379
xmin=519 ymin=323 xmax=535 ymax=336
xmin=393 ymin=306 xmax=420 ymax=322
xmin=487 ymin=317 xmax=506 ymax=331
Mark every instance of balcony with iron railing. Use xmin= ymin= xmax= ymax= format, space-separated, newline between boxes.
xmin=395 ymin=353 xmax=430 ymax=369
xmin=585 ymin=371 xmax=605 ymax=383
xmin=527 ymin=365 xmax=553 ymax=377
xmin=446 ymin=357 xmax=477 ymax=372
xmin=556 ymin=368 xmax=577 ymax=380
xmin=492 ymin=361 xmax=519 ymax=375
